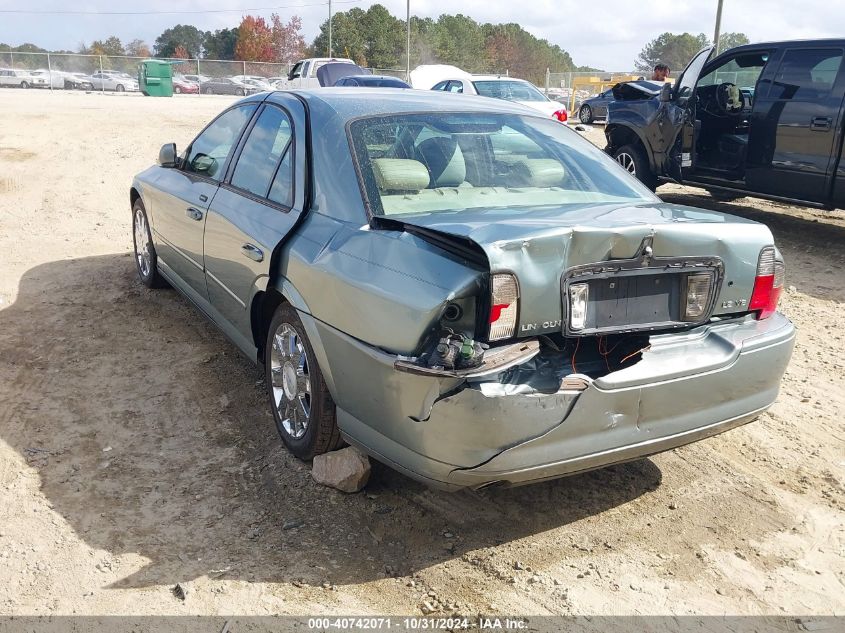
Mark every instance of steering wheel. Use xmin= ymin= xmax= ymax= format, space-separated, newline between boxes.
xmin=715 ymin=82 xmax=745 ymax=116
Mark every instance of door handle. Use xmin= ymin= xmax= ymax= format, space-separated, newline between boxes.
xmin=810 ymin=116 xmax=832 ymax=131
xmin=199 ymin=194 xmax=208 ymax=202
xmin=240 ymin=243 xmax=264 ymax=262
xmin=186 ymin=207 xmax=203 ymax=221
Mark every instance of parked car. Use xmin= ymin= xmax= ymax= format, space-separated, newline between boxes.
xmin=131 ymin=90 xmax=795 ymax=490
xmin=89 ymin=72 xmax=139 ymax=92
xmin=334 ymin=75 xmax=411 ymax=88
xmin=606 ymin=39 xmax=845 ymax=209
xmin=231 ymin=75 xmax=274 ymax=91
xmin=0 ymin=68 xmax=36 ymax=88
xmin=199 ymin=77 xmax=257 ymax=96
xmin=67 ymin=73 xmax=95 ymax=90
xmin=267 ymin=76 xmax=286 ymax=89
xmin=278 ymin=57 xmax=356 ymax=89
xmin=578 ymin=85 xmax=658 ymax=124
xmin=172 ymin=75 xmax=199 ymax=94
xmin=29 ymin=69 xmax=64 ymax=89
xmin=183 ymin=74 xmax=210 ymax=85
xmin=431 ymin=76 xmax=568 ymax=122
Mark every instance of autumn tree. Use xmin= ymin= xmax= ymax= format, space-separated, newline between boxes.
xmin=270 ymin=14 xmax=306 ymax=64
xmin=172 ymin=45 xmax=189 ymax=59
xmin=234 ymin=15 xmax=274 ymax=62
xmin=125 ymin=39 xmax=151 ymax=58
xmin=90 ymin=36 xmax=125 ymax=56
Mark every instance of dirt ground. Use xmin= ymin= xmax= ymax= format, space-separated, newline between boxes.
xmin=0 ymin=90 xmax=843 ymax=617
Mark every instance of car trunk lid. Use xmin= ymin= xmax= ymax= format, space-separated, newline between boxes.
xmin=375 ymin=201 xmax=774 ymax=338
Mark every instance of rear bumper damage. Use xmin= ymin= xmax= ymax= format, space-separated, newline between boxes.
xmin=315 ymin=312 xmax=795 ymax=490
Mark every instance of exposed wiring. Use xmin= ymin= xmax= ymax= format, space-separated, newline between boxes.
xmin=619 ymin=344 xmax=652 ymax=366
xmin=570 ymin=336 xmax=580 ymax=374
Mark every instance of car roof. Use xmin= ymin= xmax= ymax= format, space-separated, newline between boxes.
xmin=270 ymin=88 xmax=544 ymax=118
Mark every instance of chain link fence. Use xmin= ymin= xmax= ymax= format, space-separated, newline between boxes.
xmin=0 ymin=51 xmax=290 ymax=93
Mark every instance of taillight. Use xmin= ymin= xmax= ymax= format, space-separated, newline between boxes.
xmin=489 ymin=273 xmax=519 ymax=341
xmin=553 ymin=109 xmax=568 ymax=122
xmin=749 ymin=246 xmax=785 ymax=319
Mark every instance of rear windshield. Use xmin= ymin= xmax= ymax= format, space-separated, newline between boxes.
xmin=349 ymin=112 xmax=655 ymax=217
xmin=473 ymin=80 xmax=548 ymax=102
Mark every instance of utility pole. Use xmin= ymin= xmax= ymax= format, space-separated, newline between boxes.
xmin=406 ymin=0 xmax=411 ymax=82
xmin=328 ymin=0 xmax=334 ymax=58
xmin=713 ymin=0 xmax=724 ymax=55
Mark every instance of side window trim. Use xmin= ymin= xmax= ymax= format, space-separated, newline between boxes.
xmin=223 ymin=102 xmax=296 ymax=211
xmin=182 ymin=103 xmax=259 ymax=182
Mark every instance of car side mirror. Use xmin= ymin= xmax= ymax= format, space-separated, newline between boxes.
xmin=158 ymin=143 xmax=177 ymax=167
xmin=659 ymin=83 xmax=672 ymax=103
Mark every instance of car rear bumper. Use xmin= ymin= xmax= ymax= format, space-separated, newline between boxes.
xmin=310 ymin=312 xmax=795 ymax=490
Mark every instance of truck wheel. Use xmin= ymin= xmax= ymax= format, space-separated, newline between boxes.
xmin=613 ymin=144 xmax=657 ymax=190
xmin=265 ymin=304 xmax=342 ymax=460
xmin=579 ymin=105 xmax=593 ymax=124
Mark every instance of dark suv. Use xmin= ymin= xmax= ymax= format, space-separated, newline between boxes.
xmin=605 ymin=40 xmax=845 ymax=209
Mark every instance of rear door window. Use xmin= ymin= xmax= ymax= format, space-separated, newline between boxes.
xmin=230 ymin=105 xmax=294 ymax=201
xmin=768 ymin=48 xmax=843 ymax=99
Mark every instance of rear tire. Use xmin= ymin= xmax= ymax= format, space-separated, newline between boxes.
xmin=237 ymin=88 xmax=245 ymax=96
xmin=174 ymin=86 xmax=182 ymax=94
xmin=579 ymin=105 xmax=593 ymax=124
xmin=20 ymin=81 xmax=29 ymax=89
xmin=265 ymin=304 xmax=342 ymax=460
xmin=613 ymin=143 xmax=657 ymax=191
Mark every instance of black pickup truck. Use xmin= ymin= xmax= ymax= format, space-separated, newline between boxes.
xmin=605 ymin=40 xmax=845 ymax=209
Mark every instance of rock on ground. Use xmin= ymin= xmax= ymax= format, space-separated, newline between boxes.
xmin=311 ymin=446 xmax=371 ymax=492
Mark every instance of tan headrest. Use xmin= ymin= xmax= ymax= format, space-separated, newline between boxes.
xmin=372 ymin=158 xmax=431 ymax=193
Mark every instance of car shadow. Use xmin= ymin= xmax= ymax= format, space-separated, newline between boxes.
xmin=0 ymin=254 xmax=661 ymax=589
xmin=659 ymin=189 xmax=845 ymax=304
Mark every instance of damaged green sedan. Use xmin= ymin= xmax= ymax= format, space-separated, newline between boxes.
xmin=130 ymin=89 xmax=795 ymax=490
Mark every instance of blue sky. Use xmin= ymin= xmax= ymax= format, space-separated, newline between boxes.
xmin=1 ymin=0 xmax=843 ymax=70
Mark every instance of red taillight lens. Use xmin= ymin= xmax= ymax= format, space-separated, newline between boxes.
xmin=749 ymin=247 xmax=785 ymax=319
xmin=489 ymin=274 xmax=519 ymax=341
xmin=553 ymin=109 xmax=568 ymax=122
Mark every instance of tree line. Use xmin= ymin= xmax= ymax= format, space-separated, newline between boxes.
xmin=2 ymin=7 xmax=751 ymax=85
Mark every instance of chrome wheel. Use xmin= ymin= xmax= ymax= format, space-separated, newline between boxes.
xmin=616 ymin=152 xmax=636 ymax=175
xmin=133 ymin=207 xmax=152 ymax=278
xmin=579 ymin=105 xmax=592 ymax=124
xmin=270 ymin=323 xmax=311 ymax=439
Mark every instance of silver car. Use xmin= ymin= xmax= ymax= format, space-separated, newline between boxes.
xmin=90 ymin=72 xmax=139 ymax=92
xmin=130 ymin=90 xmax=795 ymax=490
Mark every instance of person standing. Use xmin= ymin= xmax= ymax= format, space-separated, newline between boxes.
xmin=651 ymin=63 xmax=670 ymax=81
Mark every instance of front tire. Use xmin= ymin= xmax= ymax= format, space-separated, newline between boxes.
xmin=265 ymin=304 xmax=342 ymax=460
xmin=116 ymin=84 xmax=125 ymax=92
xmin=132 ymin=199 xmax=166 ymax=288
xmin=174 ymin=86 xmax=182 ymax=94
xmin=237 ymin=88 xmax=245 ymax=96
xmin=613 ymin=143 xmax=657 ymax=190
xmin=579 ymin=105 xmax=593 ymax=124
xmin=20 ymin=81 xmax=29 ymax=89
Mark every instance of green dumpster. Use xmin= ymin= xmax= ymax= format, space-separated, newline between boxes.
xmin=138 ymin=60 xmax=174 ymax=97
